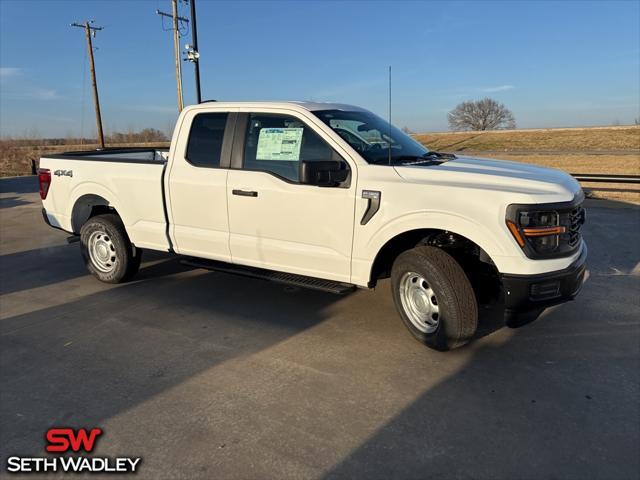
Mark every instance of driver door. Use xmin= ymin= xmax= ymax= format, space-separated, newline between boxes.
xmin=226 ymin=112 xmax=356 ymax=283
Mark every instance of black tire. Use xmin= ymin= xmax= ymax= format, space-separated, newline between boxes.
xmin=391 ymin=246 xmax=478 ymax=351
xmin=80 ymin=213 xmax=142 ymax=283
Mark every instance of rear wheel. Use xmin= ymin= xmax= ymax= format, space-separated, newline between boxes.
xmin=80 ymin=213 xmax=141 ymax=283
xmin=391 ymin=246 xmax=478 ymax=350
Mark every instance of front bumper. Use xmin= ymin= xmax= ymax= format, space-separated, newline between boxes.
xmin=501 ymin=244 xmax=587 ymax=313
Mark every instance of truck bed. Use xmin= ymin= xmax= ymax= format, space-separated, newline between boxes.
xmin=39 ymin=147 xmax=171 ymax=252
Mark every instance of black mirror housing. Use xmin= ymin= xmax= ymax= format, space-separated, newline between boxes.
xmin=299 ymin=160 xmax=349 ymax=187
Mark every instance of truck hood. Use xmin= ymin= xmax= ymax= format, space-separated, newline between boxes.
xmin=393 ymin=155 xmax=582 ymax=200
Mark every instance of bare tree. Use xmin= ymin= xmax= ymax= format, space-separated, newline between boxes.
xmin=106 ymin=128 xmax=168 ymax=144
xmin=448 ymin=98 xmax=516 ymax=131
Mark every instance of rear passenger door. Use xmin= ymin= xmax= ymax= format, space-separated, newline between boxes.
xmin=167 ymin=110 xmax=235 ymax=261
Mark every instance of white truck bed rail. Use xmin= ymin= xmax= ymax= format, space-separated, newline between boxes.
xmin=45 ymin=147 xmax=169 ymax=164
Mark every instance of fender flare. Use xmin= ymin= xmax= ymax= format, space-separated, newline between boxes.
xmin=68 ymin=183 xmax=122 ymax=233
xmin=363 ymin=211 xmax=510 ymax=275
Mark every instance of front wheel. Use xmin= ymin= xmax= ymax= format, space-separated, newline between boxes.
xmin=80 ymin=213 xmax=142 ymax=283
xmin=391 ymin=246 xmax=478 ymax=351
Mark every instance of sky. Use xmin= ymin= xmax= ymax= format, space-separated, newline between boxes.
xmin=0 ymin=0 xmax=639 ymax=138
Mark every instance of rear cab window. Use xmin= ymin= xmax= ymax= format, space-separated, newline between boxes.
xmin=186 ymin=112 xmax=229 ymax=168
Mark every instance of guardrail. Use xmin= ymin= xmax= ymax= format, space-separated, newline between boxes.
xmin=570 ymin=174 xmax=640 ymax=184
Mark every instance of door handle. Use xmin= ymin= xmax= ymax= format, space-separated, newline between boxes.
xmin=232 ymin=189 xmax=258 ymax=197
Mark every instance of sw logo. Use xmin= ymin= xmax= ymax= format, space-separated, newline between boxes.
xmin=5 ymin=427 xmax=141 ymax=474
xmin=45 ymin=427 xmax=103 ymax=453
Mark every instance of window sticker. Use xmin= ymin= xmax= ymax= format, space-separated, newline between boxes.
xmin=256 ymin=128 xmax=303 ymax=161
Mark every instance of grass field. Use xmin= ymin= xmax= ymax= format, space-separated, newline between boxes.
xmin=414 ymin=125 xmax=640 ymax=152
xmin=414 ymin=126 xmax=640 ymax=204
xmin=1 ymin=126 xmax=638 ymax=203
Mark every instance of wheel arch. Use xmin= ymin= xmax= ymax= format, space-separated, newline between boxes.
xmin=367 ymin=228 xmax=500 ymax=288
xmin=71 ymin=193 xmax=121 ymax=234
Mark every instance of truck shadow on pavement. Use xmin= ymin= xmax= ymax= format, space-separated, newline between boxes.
xmin=0 ymin=261 xmax=352 ymax=460
xmin=0 ymin=245 xmax=180 ymax=296
xmin=0 ymin=196 xmax=31 ymax=209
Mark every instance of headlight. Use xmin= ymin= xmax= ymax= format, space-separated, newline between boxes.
xmin=507 ymin=210 xmax=565 ymax=254
xmin=506 ymin=196 xmax=585 ymax=259
xmin=519 ymin=210 xmax=566 ymax=253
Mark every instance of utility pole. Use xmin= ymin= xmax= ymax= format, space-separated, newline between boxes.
xmin=157 ymin=1 xmax=189 ymax=112
xmin=388 ymin=65 xmax=392 ymax=166
xmin=171 ymin=0 xmax=183 ymax=112
xmin=71 ymin=21 xmax=105 ymax=149
xmin=187 ymin=0 xmax=201 ymax=103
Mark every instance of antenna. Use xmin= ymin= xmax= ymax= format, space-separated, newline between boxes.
xmin=388 ymin=65 xmax=392 ymax=166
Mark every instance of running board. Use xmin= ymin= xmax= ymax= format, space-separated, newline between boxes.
xmin=180 ymin=257 xmax=356 ymax=295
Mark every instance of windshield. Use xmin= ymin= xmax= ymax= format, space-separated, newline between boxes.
xmin=314 ymin=109 xmax=430 ymax=165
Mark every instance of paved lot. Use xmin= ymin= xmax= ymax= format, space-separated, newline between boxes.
xmin=1 ymin=176 xmax=639 ymax=479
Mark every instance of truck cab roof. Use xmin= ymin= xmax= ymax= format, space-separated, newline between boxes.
xmin=186 ymin=101 xmax=368 ymax=113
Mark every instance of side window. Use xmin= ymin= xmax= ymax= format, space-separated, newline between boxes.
xmin=243 ymin=113 xmax=338 ymax=182
xmin=185 ymin=112 xmax=228 ymax=168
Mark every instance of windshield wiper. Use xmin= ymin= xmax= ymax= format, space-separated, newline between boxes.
xmin=389 ymin=151 xmax=456 ymax=166
xmin=369 ymin=151 xmax=456 ymax=166
xmin=423 ymin=151 xmax=457 ymax=160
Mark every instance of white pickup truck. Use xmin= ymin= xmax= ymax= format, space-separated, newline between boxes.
xmin=38 ymin=102 xmax=586 ymax=350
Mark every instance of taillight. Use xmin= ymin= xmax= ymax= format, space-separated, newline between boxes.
xmin=38 ymin=168 xmax=51 ymax=200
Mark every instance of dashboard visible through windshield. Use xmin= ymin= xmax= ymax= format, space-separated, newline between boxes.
xmin=314 ymin=109 xmax=435 ymax=165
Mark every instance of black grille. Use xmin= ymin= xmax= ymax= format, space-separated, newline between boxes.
xmin=567 ymin=205 xmax=585 ymax=247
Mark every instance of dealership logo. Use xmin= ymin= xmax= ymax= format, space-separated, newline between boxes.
xmin=46 ymin=427 xmax=103 ymax=453
xmin=5 ymin=427 xmax=141 ymax=474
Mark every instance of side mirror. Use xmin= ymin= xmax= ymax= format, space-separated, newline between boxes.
xmin=299 ymin=160 xmax=349 ymax=187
